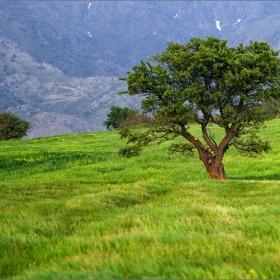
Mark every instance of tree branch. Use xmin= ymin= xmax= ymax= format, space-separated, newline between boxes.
xmin=201 ymin=114 xmax=218 ymax=152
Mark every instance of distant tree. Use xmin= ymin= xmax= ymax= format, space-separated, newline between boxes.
xmin=103 ymin=105 xmax=138 ymax=130
xmin=118 ymin=37 xmax=280 ymax=180
xmin=0 ymin=112 xmax=30 ymax=140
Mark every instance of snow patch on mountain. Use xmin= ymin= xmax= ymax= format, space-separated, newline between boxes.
xmin=233 ymin=19 xmax=241 ymax=25
xmin=214 ymin=20 xmax=221 ymax=31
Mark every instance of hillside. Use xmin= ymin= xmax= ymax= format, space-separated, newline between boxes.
xmin=0 ymin=35 xmax=139 ymax=138
xmin=1 ymin=1 xmax=280 ymax=137
xmin=0 ymin=119 xmax=280 ymax=278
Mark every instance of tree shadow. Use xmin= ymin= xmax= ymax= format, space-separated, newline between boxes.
xmin=228 ymin=174 xmax=280 ymax=181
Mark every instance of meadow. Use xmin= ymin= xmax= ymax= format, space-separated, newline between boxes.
xmin=0 ymin=119 xmax=280 ymax=279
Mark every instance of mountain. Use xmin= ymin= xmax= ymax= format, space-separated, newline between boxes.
xmin=0 ymin=1 xmax=280 ymax=137
xmin=2 ymin=1 xmax=280 ymax=78
xmin=0 ymin=34 xmax=138 ymax=138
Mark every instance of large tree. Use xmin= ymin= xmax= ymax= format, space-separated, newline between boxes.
xmin=119 ymin=37 xmax=280 ymax=180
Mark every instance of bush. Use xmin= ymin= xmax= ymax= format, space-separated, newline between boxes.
xmin=0 ymin=112 xmax=30 ymax=140
xmin=118 ymin=113 xmax=153 ymax=128
xmin=103 ymin=106 xmax=138 ymax=130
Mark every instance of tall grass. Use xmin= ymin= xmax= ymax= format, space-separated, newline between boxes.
xmin=0 ymin=119 xmax=280 ymax=279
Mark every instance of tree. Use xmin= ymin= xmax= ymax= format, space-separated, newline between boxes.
xmin=0 ymin=112 xmax=30 ymax=140
xmin=118 ymin=37 xmax=280 ymax=180
xmin=103 ymin=105 xmax=138 ymax=130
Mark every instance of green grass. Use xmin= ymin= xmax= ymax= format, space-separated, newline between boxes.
xmin=0 ymin=119 xmax=280 ymax=279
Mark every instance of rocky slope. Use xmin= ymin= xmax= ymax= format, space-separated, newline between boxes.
xmin=1 ymin=1 xmax=280 ymax=78
xmin=0 ymin=35 xmax=139 ymax=138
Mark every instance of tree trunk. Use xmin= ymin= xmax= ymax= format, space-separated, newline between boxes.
xmin=200 ymin=151 xmax=228 ymax=180
xmin=206 ymin=162 xmax=227 ymax=180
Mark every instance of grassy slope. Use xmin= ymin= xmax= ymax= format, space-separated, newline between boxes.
xmin=0 ymin=119 xmax=280 ymax=279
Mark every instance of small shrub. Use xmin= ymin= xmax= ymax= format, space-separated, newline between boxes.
xmin=0 ymin=112 xmax=30 ymax=140
xmin=119 ymin=113 xmax=153 ymax=128
xmin=103 ymin=106 xmax=138 ymax=130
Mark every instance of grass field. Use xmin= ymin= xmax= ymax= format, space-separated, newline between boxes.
xmin=0 ymin=119 xmax=280 ymax=279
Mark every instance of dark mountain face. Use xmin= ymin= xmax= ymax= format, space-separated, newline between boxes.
xmin=1 ymin=1 xmax=280 ymax=78
xmin=0 ymin=1 xmax=280 ymax=137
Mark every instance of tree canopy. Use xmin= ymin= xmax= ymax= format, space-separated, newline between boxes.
xmin=0 ymin=112 xmax=30 ymax=140
xmin=119 ymin=36 xmax=280 ymax=180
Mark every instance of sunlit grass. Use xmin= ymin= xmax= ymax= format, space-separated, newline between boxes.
xmin=0 ymin=119 xmax=280 ymax=278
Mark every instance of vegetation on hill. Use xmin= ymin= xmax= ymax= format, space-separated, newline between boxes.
xmin=103 ymin=105 xmax=153 ymax=130
xmin=103 ymin=106 xmax=138 ymax=130
xmin=0 ymin=111 xmax=30 ymax=140
xmin=0 ymin=119 xmax=279 ymax=278
xmin=119 ymin=37 xmax=280 ymax=180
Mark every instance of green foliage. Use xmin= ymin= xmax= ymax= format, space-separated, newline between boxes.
xmin=119 ymin=37 xmax=280 ymax=179
xmin=0 ymin=112 xmax=30 ymax=140
xmin=168 ymin=142 xmax=195 ymax=157
xmin=118 ymin=146 xmax=142 ymax=157
xmin=263 ymin=97 xmax=280 ymax=118
xmin=232 ymin=133 xmax=271 ymax=157
xmin=103 ymin=105 xmax=138 ymax=130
